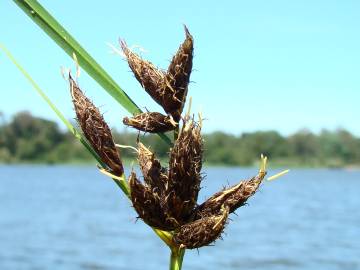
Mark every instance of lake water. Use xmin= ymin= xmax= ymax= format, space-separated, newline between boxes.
xmin=0 ymin=165 xmax=359 ymax=270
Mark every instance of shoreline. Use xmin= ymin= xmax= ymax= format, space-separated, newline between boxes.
xmin=1 ymin=161 xmax=359 ymax=170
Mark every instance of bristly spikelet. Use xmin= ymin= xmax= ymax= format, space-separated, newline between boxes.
xmin=120 ymin=40 xmax=166 ymax=107
xmin=165 ymin=118 xmax=203 ymax=224
xmin=121 ymin=26 xmax=193 ymax=122
xmin=173 ymin=206 xmax=229 ymax=249
xmin=129 ymin=172 xmax=178 ymax=231
xmin=165 ymin=25 xmax=194 ymax=121
xmin=193 ymin=171 xmax=267 ymax=219
xmin=69 ymin=75 xmax=123 ymax=176
xmin=123 ymin=112 xmax=177 ymax=133
xmin=137 ymin=142 xmax=167 ymax=194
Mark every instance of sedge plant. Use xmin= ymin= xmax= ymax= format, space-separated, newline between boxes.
xmin=2 ymin=1 xmax=289 ymax=269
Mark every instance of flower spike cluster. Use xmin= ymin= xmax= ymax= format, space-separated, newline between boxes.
xmin=130 ymin=129 xmax=267 ymax=248
xmin=120 ymin=27 xmax=268 ymax=248
xmin=68 ymin=26 xmax=270 ymax=251
xmin=129 ymin=118 xmax=203 ymax=230
xmin=121 ymin=25 xmax=193 ymax=133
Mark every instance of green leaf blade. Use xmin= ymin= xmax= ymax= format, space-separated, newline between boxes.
xmin=0 ymin=44 xmax=134 ymax=194
xmin=12 ymin=0 xmax=172 ymax=145
xmin=13 ymin=0 xmax=140 ymax=115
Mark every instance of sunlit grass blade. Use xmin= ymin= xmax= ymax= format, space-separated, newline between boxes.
xmin=0 ymin=44 xmax=101 ymax=165
xmin=0 ymin=44 xmax=130 ymax=194
xmin=12 ymin=0 xmax=138 ymax=114
xmin=12 ymin=0 xmax=172 ymax=146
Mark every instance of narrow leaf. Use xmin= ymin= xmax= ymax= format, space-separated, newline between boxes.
xmin=0 ymin=44 xmax=130 ymax=194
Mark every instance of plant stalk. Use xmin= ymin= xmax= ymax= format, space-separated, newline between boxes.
xmin=169 ymin=247 xmax=185 ymax=270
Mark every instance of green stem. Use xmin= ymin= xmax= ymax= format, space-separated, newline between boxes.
xmin=169 ymin=247 xmax=185 ymax=270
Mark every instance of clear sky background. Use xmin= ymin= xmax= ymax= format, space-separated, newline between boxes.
xmin=0 ymin=1 xmax=359 ymax=135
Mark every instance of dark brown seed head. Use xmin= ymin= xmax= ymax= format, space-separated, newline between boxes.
xmin=121 ymin=27 xmax=194 ymax=122
xmin=137 ymin=142 xmax=167 ymax=194
xmin=123 ymin=112 xmax=178 ymax=133
xmin=69 ymin=75 xmax=123 ymax=176
xmin=120 ymin=41 xmax=168 ymax=107
xmin=165 ymin=25 xmax=194 ymax=121
xmin=193 ymin=170 xmax=267 ymax=219
xmin=129 ymin=172 xmax=178 ymax=231
xmin=165 ymin=119 xmax=203 ymax=223
xmin=173 ymin=206 xmax=229 ymax=249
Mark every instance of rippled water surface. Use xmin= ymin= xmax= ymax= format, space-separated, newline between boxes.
xmin=0 ymin=165 xmax=359 ymax=270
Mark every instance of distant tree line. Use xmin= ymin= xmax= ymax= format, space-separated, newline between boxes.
xmin=1 ymin=111 xmax=360 ymax=167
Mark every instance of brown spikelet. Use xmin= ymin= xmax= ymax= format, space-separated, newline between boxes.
xmin=129 ymin=172 xmax=178 ymax=231
xmin=173 ymin=206 xmax=229 ymax=249
xmin=165 ymin=119 xmax=203 ymax=223
xmin=120 ymin=41 xmax=167 ymax=107
xmin=165 ymin=25 xmax=194 ymax=121
xmin=194 ymin=171 xmax=267 ymax=219
xmin=69 ymin=75 xmax=123 ymax=176
xmin=123 ymin=112 xmax=177 ymax=133
xmin=121 ymin=27 xmax=193 ymax=122
xmin=137 ymin=142 xmax=167 ymax=194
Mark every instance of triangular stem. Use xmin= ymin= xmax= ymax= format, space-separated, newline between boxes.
xmin=169 ymin=247 xmax=185 ymax=270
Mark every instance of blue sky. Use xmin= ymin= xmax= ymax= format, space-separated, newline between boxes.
xmin=0 ymin=0 xmax=359 ymax=135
